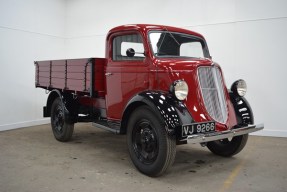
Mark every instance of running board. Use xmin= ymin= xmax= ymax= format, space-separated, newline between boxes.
xmin=92 ymin=122 xmax=120 ymax=134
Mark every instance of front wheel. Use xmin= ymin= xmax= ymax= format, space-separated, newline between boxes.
xmin=127 ymin=106 xmax=176 ymax=177
xmin=207 ymin=134 xmax=248 ymax=157
xmin=50 ymin=97 xmax=74 ymax=142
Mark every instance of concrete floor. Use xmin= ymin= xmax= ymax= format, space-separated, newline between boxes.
xmin=0 ymin=124 xmax=286 ymax=192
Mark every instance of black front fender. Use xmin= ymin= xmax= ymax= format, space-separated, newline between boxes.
xmin=121 ymin=91 xmax=193 ymax=136
xmin=229 ymin=92 xmax=254 ymax=126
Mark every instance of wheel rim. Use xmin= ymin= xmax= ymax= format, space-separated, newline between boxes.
xmin=52 ymin=104 xmax=64 ymax=134
xmin=132 ymin=120 xmax=159 ymax=165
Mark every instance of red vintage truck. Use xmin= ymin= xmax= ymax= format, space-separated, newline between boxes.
xmin=35 ymin=24 xmax=264 ymax=176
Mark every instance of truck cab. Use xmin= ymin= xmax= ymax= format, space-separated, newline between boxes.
xmin=35 ymin=24 xmax=264 ymax=176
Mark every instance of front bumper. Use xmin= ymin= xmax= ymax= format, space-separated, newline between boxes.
xmin=186 ymin=123 xmax=264 ymax=144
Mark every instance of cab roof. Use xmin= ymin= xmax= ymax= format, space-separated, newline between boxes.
xmin=108 ymin=24 xmax=205 ymax=39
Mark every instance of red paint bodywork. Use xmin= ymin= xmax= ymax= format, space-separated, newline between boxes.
xmin=105 ymin=24 xmax=237 ymax=131
xmin=36 ymin=24 xmax=238 ymax=132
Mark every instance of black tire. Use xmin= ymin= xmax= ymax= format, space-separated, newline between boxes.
xmin=207 ymin=134 xmax=248 ymax=157
xmin=50 ymin=97 xmax=74 ymax=142
xmin=127 ymin=106 xmax=176 ymax=177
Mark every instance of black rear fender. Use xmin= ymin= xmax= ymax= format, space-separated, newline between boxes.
xmin=44 ymin=90 xmax=79 ymax=123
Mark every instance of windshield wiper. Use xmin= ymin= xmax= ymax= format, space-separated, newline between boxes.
xmin=157 ymin=28 xmax=180 ymax=56
xmin=164 ymin=27 xmax=180 ymax=46
xmin=157 ymin=32 xmax=166 ymax=56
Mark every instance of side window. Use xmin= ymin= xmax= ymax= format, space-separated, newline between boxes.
xmin=180 ymin=42 xmax=204 ymax=58
xmin=113 ymin=34 xmax=144 ymax=61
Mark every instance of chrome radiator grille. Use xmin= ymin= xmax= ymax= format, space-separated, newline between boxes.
xmin=198 ymin=67 xmax=227 ymax=123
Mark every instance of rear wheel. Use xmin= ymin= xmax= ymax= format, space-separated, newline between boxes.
xmin=207 ymin=134 xmax=248 ymax=157
xmin=127 ymin=106 xmax=176 ymax=177
xmin=50 ymin=97 xmax=74 ymax=142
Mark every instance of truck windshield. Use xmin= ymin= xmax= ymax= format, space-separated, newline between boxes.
xmin=149 ymin=31 xmax=208 ymax=59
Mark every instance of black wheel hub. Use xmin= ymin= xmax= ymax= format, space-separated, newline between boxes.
xmin=132 ymin=120 xmax=158 ymax=164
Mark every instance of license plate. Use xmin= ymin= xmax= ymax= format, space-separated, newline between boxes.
xmin=182 ymin=121 xmax=216 ymax=137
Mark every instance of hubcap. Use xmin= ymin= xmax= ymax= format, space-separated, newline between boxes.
xmin=132 ymin=120 xmax=158 ymax=164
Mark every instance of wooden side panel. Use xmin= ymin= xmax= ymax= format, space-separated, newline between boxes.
xmin=35 ymin=58 xmax=107 ymax=96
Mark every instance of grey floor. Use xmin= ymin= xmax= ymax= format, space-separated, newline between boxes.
xmin=0 ymin=123 xmax=286 ymax=192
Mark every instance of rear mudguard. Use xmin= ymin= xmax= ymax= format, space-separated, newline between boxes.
xmin=44 ymin=90 xmax=79 ymax=123
xmin=121 ymin=91 xmax=193 ymax=136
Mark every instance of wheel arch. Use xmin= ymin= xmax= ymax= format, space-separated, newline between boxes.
xmin=45 ymin=89 xmax=63 ymax=117
xmin=45 ymin=90 xmax=78 ymax=123
xmin=120 ymin=91 xmax=193 ymax=135
xmin=120 ymin=101 xmax=147 ymax=134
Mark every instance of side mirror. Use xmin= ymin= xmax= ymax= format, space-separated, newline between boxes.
xmin=126 ymin=48 xmax=135 ymax=57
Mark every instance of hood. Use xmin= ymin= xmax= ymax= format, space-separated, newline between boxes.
xmin=155 ymin=57 xmax=214 ymax=91
xmin=156 ymin=58 xmax=213 ymax=72
xmin=155 ymin=58 xmax=237 ymax=131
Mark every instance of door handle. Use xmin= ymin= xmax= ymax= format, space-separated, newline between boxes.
xmin=105 ymin=72 xmax=113 ymax=76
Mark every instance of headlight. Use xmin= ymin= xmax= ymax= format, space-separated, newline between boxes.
xmin=170 ymin=80 xmax=189 ymax=100
xmin=231 ymin=79 xmax=247 ymax=97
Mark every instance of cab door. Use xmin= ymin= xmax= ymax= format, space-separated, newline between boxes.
xmin=105 ymin=32 xmax=149 ymax=121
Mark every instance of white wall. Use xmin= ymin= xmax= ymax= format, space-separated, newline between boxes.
xmin=185 ymin=0 xmax=287 ymax=137
xmin=65 ymin=0 xmax=287 ymax=137
xmin=0 ymin=0 xmax=66 ymax=131
xmin=1 ymin=0 xmax=286 ymax=137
